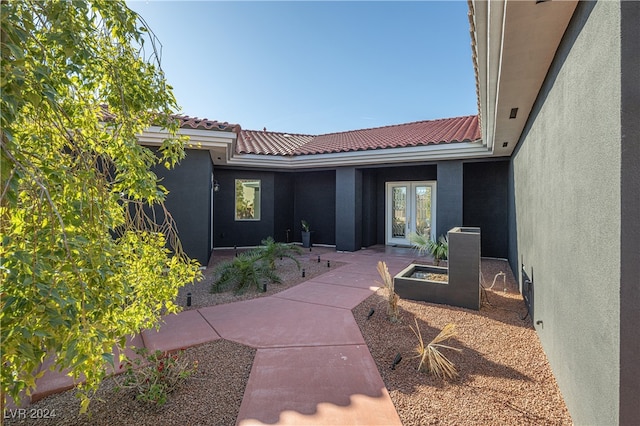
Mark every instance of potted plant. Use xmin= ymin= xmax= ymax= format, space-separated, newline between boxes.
xmin=301 ymin=220 xmax=311 ymax=248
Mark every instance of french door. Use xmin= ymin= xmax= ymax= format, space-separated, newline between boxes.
xmin=385 ymin=181 xmax=436 ymax=246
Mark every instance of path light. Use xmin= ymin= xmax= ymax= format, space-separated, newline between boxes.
xmin=263 ymin=283 xmax=267 ymax=293
xmin=317 ymin=255 xmax=320 ymax=263
xmin=367 ymin=308 xmax=375 ymax=320
xmin=234 ymin=245 xmax=238 ymax=257
xmin=327 ymin=260 xmax=330 ymax=268
xmin=309 ymin=247 xmax=312 ymax=252
xmin=302 ymin=268 xmax=306 ymax=278
xmin=186 ymin=292 xmax=192 ymax=307
xmin=391 ymin=353 xmax=402 ymax=370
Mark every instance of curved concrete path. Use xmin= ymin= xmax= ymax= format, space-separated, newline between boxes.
xmin=30 ymin=246 xmax=419 ymax=425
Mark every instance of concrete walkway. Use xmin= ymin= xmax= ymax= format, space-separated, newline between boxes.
xmin=31 ymin=246 xmax=420 ymax=425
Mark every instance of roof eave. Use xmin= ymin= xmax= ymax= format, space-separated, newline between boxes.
xmin=223 ymin=140 xmax=490 ymax=169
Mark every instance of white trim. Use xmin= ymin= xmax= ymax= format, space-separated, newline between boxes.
xmin=226 ymin=140 xmax=488 ymax=169
xmin=137 ymin=126 xmax=489 ymax=169
xmin=137 ymin=126 xmax=236 ymax=150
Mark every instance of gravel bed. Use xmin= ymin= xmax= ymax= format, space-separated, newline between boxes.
xmin=176 ymin=249 xmax=345 ymax=309
xmin=7 ymin=254 xmax=571 ymax=425
xmin=5 ymin=340 xmax=255 ymax=426
xmin=353 ymin=258 xmax=572 ymax=425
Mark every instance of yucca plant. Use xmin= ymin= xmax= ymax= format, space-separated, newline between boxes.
xmin=377 ymin=261 xmax=399 ymax=323
xmin=211 ymin=250 xmax=281 ymax=294
xmin=257 ymin=236 xmax=302 ymax=270
xmin=410 ymin=319 xmax=462 ymax=379
xmin=408 ymin=232 xmax=448 ymax=265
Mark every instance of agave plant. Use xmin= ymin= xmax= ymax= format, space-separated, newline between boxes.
xmin=377 ymin=261 xmax=399 ymax=323
xmin=408 ymin=232 xmax=448 ymax=265
xmin=410 ymin=318 xmax=462 ymax=379
xmin=211 ymin=250 xmax=281 ymax=294
xmin=257 ymin=237 xmax=302 ymax=270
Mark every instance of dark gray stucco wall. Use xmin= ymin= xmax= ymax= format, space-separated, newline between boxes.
xmin=335 ymin=167 xmax=362 ymax=251
xmin=508 ymin=2 xmax=622 ymax=424
xmin=212 ymin=169 xmax=276 ymax=248
xmin=619 ymin=2 xmax=640 ymax=424
xmin=293 ymin=171 xmax=336 ymax=245
xmin=153 ymin=149 xmax=212 ymax=265
xmin=361 ymin=169 xmax=378 ymax=247
xmin=274 ymin=173 xmax=295 ymax=243
xmin=463 ymin=161 xmax=509 ymax=258
xmin=436 ymin=161 xmax=463 ymax=239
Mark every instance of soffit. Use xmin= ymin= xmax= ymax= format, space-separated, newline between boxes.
xmin=473 ymin=0 xmax=578 ymax=156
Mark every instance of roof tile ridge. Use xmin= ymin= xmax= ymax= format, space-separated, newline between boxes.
xmin=315 ymin=115 xmax=480 ymax=137
xmin=243 ymin=129 xmax=316 ymax=137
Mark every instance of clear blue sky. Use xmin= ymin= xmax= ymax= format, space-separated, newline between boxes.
xmin=127 ymin=1 xmax=477 ymax=135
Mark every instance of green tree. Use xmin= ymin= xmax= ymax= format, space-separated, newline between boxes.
xmin=0 ymin=0 xmax=201 ymax=411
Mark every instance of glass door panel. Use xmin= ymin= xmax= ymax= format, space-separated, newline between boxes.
xmin=392 ymin=186 xmax=407 ymax=238
xmin=414 ymin=185 xmax=431 ymax=237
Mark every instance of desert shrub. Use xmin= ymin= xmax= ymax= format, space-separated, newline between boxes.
xmin=211 ymin=250 xmax=281 ymax=294
xmin=116 ymin=348 xmax=197 ymax=405
xmin=409 ymin=233 xmax=448 ymax=265
xmin=377 ymin=261 xmax=399 ymax=323
xmin=257 ymin=237 xmax=301 ymax=270
xmin=410 ymin=319 xmax=461 ymax=379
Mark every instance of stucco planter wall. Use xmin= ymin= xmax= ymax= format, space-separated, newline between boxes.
xmin=394 ymin=227 xmax=481 ymax=310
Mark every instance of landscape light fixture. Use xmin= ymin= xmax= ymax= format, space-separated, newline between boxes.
xmin=263 ymin=283 xmax=267 ymax=293
xmin=317 ymin=255 xmax=321 ymax=263
xmin=327 ymin=260 xmax=331 ymax=268
xmin=302 ymin=268 xmax=306 ymax=278
xmin=186 ymin=292 xmax=192 ymax=307
xmin=391 ymin=353 xmax=402 ymax=370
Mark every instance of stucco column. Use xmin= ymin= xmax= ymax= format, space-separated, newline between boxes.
xmin=335 ymin=167 xmax=362 ymax=251
xmin=436 ymin=160 xmax=463 ymax=238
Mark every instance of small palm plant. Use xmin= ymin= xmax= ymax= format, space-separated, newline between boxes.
xmin=211 ymin=250 xmax=281 ymax=294
xmin=377 ymin=261 xmax=399 ymax=323
xmin=410 ymin=318 xmax=462 ymax=379
xmin=258 ymin=237 xmax=302 ymax=270
xmin=408 ymin=232 xmax=448 ymax=266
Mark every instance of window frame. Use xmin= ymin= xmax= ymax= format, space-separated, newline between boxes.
xmin=234 ymin=179 xmax=261 ymax=221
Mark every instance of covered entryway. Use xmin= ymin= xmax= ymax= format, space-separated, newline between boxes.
xmin=385 ymin=181 xmax=436 ymax=246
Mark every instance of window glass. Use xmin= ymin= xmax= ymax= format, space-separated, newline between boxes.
xmin=235 ymin=179 xmax=261 ymax=220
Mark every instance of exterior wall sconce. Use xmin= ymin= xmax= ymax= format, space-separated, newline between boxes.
xmin=213 ymin=181 xmax=220 ymax=192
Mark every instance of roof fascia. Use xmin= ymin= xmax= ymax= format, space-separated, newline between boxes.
xmin=137 ymin=126 xmax=236 ymax=150
xmin=473 ymin=0 xmax=506 ymax=154
xmin=224 ymin=140 xmax=491 ymax=169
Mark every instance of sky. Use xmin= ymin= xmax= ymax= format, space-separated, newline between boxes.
xmin=127 ymin=1 xmax=477 ymax=135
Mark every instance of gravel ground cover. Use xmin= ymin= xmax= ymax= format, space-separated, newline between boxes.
xmin=353 ymin=258 xmax=572 ymax=425
xmin=6 ymin=252 xmax=571 ymax=425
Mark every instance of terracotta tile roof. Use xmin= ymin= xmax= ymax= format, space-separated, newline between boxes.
xmin=237 ymin=115 xmax=480 ymax=156
xmin=238 ymin=130 xmax=314 ymax=155
xmin=175 ymin=115 xmax=240 ymax=132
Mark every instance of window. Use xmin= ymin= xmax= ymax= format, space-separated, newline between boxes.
xmin=235 ymin=179 xmax=261 ymax=220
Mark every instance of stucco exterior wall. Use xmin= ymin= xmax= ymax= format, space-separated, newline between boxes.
xmin=212 ymin=169 xmax=277 ymax=248
xmin=154 ymin=149 xmax=213 ymax=265
xmin=509 ymin=2 xmax=621 ymax=424
xmin=436 ymin=161 xmax=463 ymax=239
xmin=463 ymin=160 xmax=509 ymax=258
